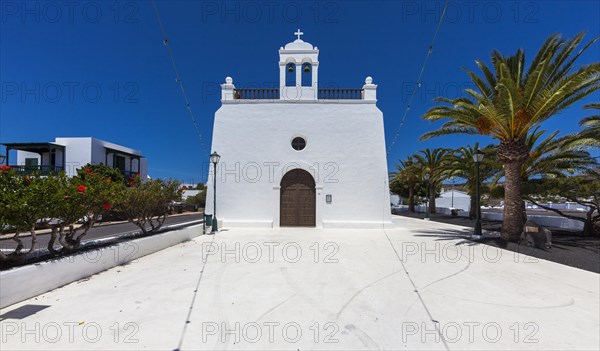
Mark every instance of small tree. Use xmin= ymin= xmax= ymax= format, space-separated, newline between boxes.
xmin=414 ymin=148 xmax=451 ymax=213
xmin=118 ymin=178 xmax=181 ymax=235
xmin=0 ymin=168 xmax=57 ymax=259
xmin=389 ymin=176 xmax=427 ymax=210
xmin=185 ymin=191 xmax=206 ymax=209
xmin=391 ymin=155 xmax=422 ymax=212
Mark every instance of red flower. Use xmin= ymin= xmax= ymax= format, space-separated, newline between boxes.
xmin=129 ymin=181 xmax=135 ymax=185
xmin=182 ymin=185 xmax=188 ymax=190
xmin=77 ymin=185 xmax=86 ymax=192
xmin=0 ymin=165 xmax=10 ymax=171
xmin=103 ymin=203 xmax=111 ymax=211
xmin=106 ymin=178 xmax=112 ymax=183
xmin=84 ymin=168 xmax=91 ymax=173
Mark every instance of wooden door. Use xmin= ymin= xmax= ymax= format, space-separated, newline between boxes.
xmin=280 ymin=169 xmax=316 ymax=227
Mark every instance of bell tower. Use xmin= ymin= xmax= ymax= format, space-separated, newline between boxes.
xmin=279 ymin=29 xmax=319 ymax=101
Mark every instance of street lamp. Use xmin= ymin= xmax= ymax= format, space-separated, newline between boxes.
xmin=424 ymin=173 xmax=430 ymax=221
xmin=210 ymin=151 xmax=221 ymax=233
xmin=472 ymin=149 xmax=484 ymax=239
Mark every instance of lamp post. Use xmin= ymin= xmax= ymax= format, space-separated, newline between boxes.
xmin=210 ymin=151 xmax=221 ymax=233
xmin=424 ymin=173 xmax=430 ymax=221
xmin=451 ymin=177 xmax=455 ymax=208
xmin=472 ymin=149 xmax=484 ymax=239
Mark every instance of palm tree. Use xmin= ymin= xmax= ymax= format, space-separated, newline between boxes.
xmin=564 ymin=103 xmax=600 ymax=149
xmin=446 ymin=143 xmax=500 ymax=219
xmin=523 ymin=128 xmax=597 ymax=222
xmin=489 ymin=128 xmax=598 ymax=223
xmin=421 ymin=33 xmax=600 ymax=241
xmin=414 ymin=148 xmax=451 ymax=214
xmin=391 ymin=155 xmax=421 ymax=212
xmin=522 ymin=128 xmax=596 ymax=179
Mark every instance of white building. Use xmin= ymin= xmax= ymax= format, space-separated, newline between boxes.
xmin=436 ymin=190 xmax=471 ymax=212
xmin=205 ymin=31 xmax=392 ymax=229
xmin=181 ymin=189 xmax=201 ymax=201
xmin=390 ymin=193 xmax=402 ymax=206
xmin=2 ymin=137 xmax=148 ymax=179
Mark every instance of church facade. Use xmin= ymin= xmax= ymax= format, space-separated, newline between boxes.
xmin=205 ymin=31 xmax=393 ymax=228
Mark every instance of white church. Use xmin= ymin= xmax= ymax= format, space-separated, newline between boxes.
xmin=205 ymin=31 xmax=392 ymax=228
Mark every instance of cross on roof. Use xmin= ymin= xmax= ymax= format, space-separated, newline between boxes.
xmin=294 ymin=29 xmax=304 ymax=40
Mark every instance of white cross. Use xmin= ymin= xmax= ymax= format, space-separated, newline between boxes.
xmin=294 ymin=29 xmax=304 ymax=40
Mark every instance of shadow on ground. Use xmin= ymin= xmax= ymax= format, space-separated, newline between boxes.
xmin=0 ymin=305 xmax=50 ymax=321
xmin=398 ymin=213 xmax=600 ymax=273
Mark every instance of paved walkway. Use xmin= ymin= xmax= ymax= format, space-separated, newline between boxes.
xmin=1 ymin=217 xmax=598 ymax=350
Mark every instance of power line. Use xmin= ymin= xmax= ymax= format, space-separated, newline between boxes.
xmin=387 ymin=0 xmax=450 ymax=156
xmin=151 ymin=0 xmax=209 ymax=157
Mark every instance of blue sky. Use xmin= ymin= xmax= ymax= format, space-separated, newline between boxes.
xmin=1 ymin=0 xmax=599 ymax=183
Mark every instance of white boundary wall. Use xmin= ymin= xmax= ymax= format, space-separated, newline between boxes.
xmin=406 ymin=206 xmax=585 ymax=231
xmin=0 ymin=224 xmax=202 ymax=309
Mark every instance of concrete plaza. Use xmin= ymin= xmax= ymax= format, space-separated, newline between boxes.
xmin=1 ymin=216 xmax=598 ymax=350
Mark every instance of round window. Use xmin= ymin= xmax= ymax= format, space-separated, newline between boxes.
xmin=291 ymin=137 xmax=306 ymax=151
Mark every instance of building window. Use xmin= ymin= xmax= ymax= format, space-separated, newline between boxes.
xmin=286 ymin=63 xmax=296 ymax=87
xmin=302 ymin=63 xmax=312 ymax=87
xmin=291 ymin=137 xmax=306 ymax=151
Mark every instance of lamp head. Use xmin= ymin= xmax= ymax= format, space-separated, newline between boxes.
xmin=473 ymin=150 xmax=484 ymax=163
xmin=210 ymin=152 xmax=221 ymax=164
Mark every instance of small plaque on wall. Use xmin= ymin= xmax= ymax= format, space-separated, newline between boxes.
xmin=326 ymin=194 xmax=332 ymax=204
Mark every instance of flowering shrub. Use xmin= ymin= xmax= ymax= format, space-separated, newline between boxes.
xmin=0 ymin=163 xmax=187 ymax=264
xmin=53 ymin=170 xmax=123 ymax=252
xmin=77 ymin=163 xmax=126 ymax=185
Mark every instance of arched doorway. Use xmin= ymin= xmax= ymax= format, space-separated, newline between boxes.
xmin=280 ymin=169 xmax=316 ymax=227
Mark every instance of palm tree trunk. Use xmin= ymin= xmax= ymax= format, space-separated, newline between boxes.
xmin=498 ymin=139 xmax=529 ymax=242
xmin=469 ymin=195 xmax=477 ymax=220
xmin=501 ymin=161 xmax=525 ymax=241
xmin=408 ymin=183 xmax=415 ymax=212
xmin=429 ymin=187 xmax=436 ymax=214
